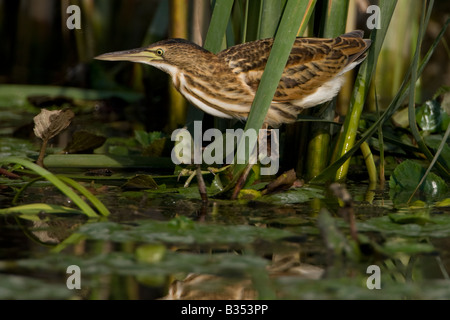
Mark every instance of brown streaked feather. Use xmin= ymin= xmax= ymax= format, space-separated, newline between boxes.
xmin=218 ymin=31 xmax=370 ymax=103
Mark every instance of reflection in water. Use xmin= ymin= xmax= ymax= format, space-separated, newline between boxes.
xmin=162 ymin=253 xmax=323 ymax=300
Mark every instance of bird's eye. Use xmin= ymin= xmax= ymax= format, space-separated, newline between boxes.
xmin=156 ymin=48 xmax=164 ymax=56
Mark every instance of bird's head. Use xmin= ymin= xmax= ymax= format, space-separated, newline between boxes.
xmin=95 ymin=39 xmax=210 ymax=76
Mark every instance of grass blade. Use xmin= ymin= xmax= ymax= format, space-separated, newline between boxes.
xmin=306 ymin=0 xmax=348 ymax=179
xmin=333 ymin=0 xmax=397 ymax=181
xmin=203 ymin=0 xmax=235 ymax=53
xmin=0 ymin=157 xmax=99 ymax=218
xmin=0 ymin=204 xmax=83 ymax=217
xmin=57 ymin=175 xmax=111 ymax=217
xmin=259 ymin=0 xmax=284 ymax=38
xmin=232 ymin=0 xmax=316 ymax=177
xmin=321 ymin=0 xmax=350 ymax=37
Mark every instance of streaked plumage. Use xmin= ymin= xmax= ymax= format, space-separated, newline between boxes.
xmin=96 ymin=31 xmax=371 ymax=127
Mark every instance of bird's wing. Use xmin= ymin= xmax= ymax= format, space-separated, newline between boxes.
xmin=218 ymin=32 xmax=370 ymax=102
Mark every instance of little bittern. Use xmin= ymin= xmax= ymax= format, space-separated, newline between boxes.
xmin=96 ymin=31 xmax=371 ymax=127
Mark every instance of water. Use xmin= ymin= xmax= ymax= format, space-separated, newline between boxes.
xmin=1 ymin=179 xmax=449 ymax=300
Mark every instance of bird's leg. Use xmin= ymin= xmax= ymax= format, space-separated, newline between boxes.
xmin=196 ymin=164 xmax=208 ymax=204
xmin=231 ymin=122 xmax=270 ymax=200
xmin=231 ymin=162 xmax=254 ymax=200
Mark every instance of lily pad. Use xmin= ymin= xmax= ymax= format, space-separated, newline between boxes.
xmin=135 ymin=131 xmax=168 ymax=157
xmin=381 ymin=239 xmax=435 ymax=256
xmin=135 ymin=244 xmax=167 ymax=264
xmin=416 ymin=99 xmax=443 ymax=133
xmin=63 ymin=131 xmax=107 ymax=154
xmin=274 ymin=277 xmax=450 ymax=300
xmin=388 ymin=212 xmax=435 ymax=225
xmin=357 ymin=215 xmax=450 ymax=238
xmin=13 ymin=251 xmax=268 ymax=279
xmin=260 ymin=185 xmax=324 ymax=205
xmin=122 ymin=174 xmax=159 ymax=190
xmin=135 ymin=130 xmax=163 ymax=146
xmin=0 ymin=274 xmax=74 ymax=300
xmin=389 ymin=160 xmax=448 ymax=205
xmin=0 ymin=137 xmax=39 ymax=158
xmin=76 ymin=218 xmax=294 ymax=246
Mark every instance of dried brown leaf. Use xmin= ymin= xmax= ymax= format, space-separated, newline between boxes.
xmin=262 ymin=169 xmax=298 ymax=195
xmin=33 ymin=109 xmax=74 ymax=141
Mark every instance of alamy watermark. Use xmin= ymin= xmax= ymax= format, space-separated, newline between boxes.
xmin=366 ymin=5 xmax=381 ymax=30
xmin=366 ymin=265 xmax=381 ymax=289
xmin=66 ymin=265 xmax=81 ymax=290
xmin=66 ymin=4 xmax=381 ymax=31
xmin=66 ymin=5 xmax=81 ymax=30
xmin=171 ymin=121 xmax=279 ymax=176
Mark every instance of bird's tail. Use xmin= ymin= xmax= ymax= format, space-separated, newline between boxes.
xmin=336 ymin=30 xmax=372 ymax=66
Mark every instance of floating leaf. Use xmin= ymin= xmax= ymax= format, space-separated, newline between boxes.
xmin=134 ymin=131 xmax=167 ymax=157
xmin=122 ymin=174 xmax=159 ymax=190
xmin=436 ymin=198 xmax=450 ymax=207
xmin=167 ymin=216 xmax=195 ymax=230
xmin=0 ymin=274 xmax=73 ymax=300
xmin=76 ymin=218 xmax=293 ymax=246
xmin=0 ymin=137 xmax=38 ymax=158
xmin=382 ymin=239 xmax=435 ymax=256
xmin=388 ymin=213 xmax=435 ymax=225
xmin=260 ymin=185 xmax=324 ymax=205
xmin=416 ymin=99 xmax=443 ymax=133
xmin=14 ymin=251 xmax=268 ymax=280
xmin=135 ymin=244 xmax=167 ymax=264
xmin=389 ymin=160 xmax=448 ymax=205
xmin=238 ymin=189 xmax=261 ymax=200
xmin=273 ymin=276 xmax=450 ymax=300
xmin=134 ymin=130 xmax=163 ymax=147
xmin=64 ymin=131 xmax=106 ymax=153
xmin=260 ymin=190 xmax=310 ymax=204
xmin=262 ymin=215 xmax=309 ymax=226
xmin=142 ymin=138 xmax=167 ymax=157
xmin=358 ymin=215 xmax=450 ymax=238
xmin=261 ymin=169 xmax=297 ymax=195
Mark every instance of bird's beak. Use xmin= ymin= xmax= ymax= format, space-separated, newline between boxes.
xmin=95 ymin=47 xmax=160 ymax=64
